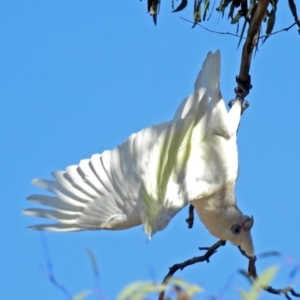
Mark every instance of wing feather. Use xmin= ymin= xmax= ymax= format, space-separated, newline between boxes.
xmin=26 ymin=194 xmax=84 ymax=211
xmin=25 ymin=50 xmax=230 ymax=236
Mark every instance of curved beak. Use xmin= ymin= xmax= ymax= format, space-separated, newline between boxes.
xmin=238 ymin=232 xmax=254 ymax=257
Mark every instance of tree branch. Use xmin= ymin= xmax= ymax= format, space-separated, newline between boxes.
xmin=158 ymin=240 xmax=300 ymax=300
xmin=158 ymin=240 xmax=226 ymax=300
xmin=235 ymin=0 xmax=270 ymax=100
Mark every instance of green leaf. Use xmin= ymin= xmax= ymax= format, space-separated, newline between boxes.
xmin=288 ymin=0 xmax=298 ymax=22
xmin=266 ymin=8 xmax=276 ymax=35
xmin=202 ymin=0 xmax=210 ymax=21
xmin=239 ymin=265 xmax=279 ymax=300
xmin=169 ymin=278 xmax=202 ymax=296
xmin=263 ymin=7 xmax=276 ymax=44
xmin=246 ymin=0 xmax=255 ymax=18
xmin=231 ymin=11 xmax=242 ymax=24
xmin=117 ymin=281 xmax=168 ymax=300
xmin=228 ymin=1 xmax=235 ymax=20
xmin=237 ymin=18 xmax=247 ymax=48
xmin=194 ymin=0 xmax=202 ymax=24
xmin=73 ymin=290 xmax=92 ymax=300
xmin=117 ymin=278 xmax=202 ymax=300
xmin=172 ymin=0 xmax=188 ymax=12
xmin=217 ymin=0 xmax=231 ymax=16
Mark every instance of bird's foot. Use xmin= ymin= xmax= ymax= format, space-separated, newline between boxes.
xmin=242 ymin=100 xmax=249 ymax=114
xmin=185 ymin=204 xmax=194 ymax=229
xmin=228 ymin=99 xmax=249 ymax=114
xmin=235 ymin=75 xmax=252 ymax=99
xmin=228 ymin=75 xmax=252 ymax=113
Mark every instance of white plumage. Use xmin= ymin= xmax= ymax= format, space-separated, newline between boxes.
xmin=24 ymin=51 xmax=254 ymax=257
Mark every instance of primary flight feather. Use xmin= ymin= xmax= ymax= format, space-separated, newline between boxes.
xmin=24 ymin=51 xmax=254 ymax=257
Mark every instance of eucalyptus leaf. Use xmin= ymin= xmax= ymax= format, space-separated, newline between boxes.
xmin=203 ymin=0 xmax=210 ymax=21
xmin=193 ymin=0 xmax=201 ymax=24
xmin=231 ymin=11 xmax=242 ymax=24
xmin=237 ymin=18 xmax=247 ymax=48
xmin=228 ymin=1 xmax=235 ymax=20
xmin=73 ymin=290 xmax=92 ymax=300
xmin=173 ymin=0 xmax=188 ymax=12
xmin=239 ymin=265 xmax=279 ymax=300
xmin=117 ymin=278 xmax=202 ymax=300
xmin=263 ymin=8 xmax=276 ymax=43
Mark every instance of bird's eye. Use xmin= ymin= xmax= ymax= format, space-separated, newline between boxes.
xmin=231 ymin=224 xmax=241 ymax=235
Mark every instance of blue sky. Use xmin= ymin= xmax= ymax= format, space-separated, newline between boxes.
xmin=2 ymin=1 xmax=300 ymax=299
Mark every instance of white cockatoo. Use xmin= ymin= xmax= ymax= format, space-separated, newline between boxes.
xmin=24 ymin=51 xmax=254 ymax=257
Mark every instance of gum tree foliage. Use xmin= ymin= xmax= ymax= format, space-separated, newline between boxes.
xmin=147 ymin=0 xmax=300 ymax=39
xmin=145 ymin=0 xmax=299 ymax=118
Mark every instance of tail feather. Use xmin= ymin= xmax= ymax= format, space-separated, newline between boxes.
xmin=194 ymin=50 xmax=220 ymax=94
xmin=173 ymin=51 xmax=221 ymax=121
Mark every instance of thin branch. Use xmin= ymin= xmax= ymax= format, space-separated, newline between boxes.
xmin=259 ymin=20 xmax=300 ymax=38
xmin=180 ymin=17 xmax=247 ymax=39
xmin=158 ymin=240 xmax=226 ymax=300
xmin=158 ymin=241 xmax=300 ymax=300
xmin=180 ymin=17 xmax=299 ymax=42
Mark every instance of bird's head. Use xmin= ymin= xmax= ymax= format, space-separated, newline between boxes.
xmin=196 ymin=203 xmax=255 ymax=257
xmin=227 ymin=214 xmax=254 ymax=257
xmin=216 ymin=211 xmax=254 ymax=257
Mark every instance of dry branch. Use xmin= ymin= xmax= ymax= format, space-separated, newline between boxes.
xmin=158 ymin=240 xmax=226 ymax=300
xmin=158 ymin=241 xmax=300 ymax=300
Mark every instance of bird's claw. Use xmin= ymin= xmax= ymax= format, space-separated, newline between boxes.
xmin=228 ymin=100 xmax=235 ymax=109
xmin=235 ymin=75 xmax=252 ymax=99
xmin=229 ymin=75 xmax=252 ymax=114
xmin=228 ymin=99 xmax=249 ymax=114
xmin=241 ymin=100 xmax=249 ymax=114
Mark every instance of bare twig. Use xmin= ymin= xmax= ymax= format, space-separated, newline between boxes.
xmin=159 ymin=241 xmax=300 ymax=300
xmin=185 ymin=204 xmax=194 ymax=228
xmin=180 ymin=17 xmax=299 ymax=43
xmin=260 ymin=21 xmax=300 ymax=38
xmin=158 ymin=240 xmax=226 ymax=300
xmin=180 ymin=17 xmax=247 ymax=38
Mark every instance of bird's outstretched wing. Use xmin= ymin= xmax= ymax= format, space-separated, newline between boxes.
xmin=24 ymin=50 xmax=227 ymax=236
xmin=24 ymin=122 xmax=168 ymax=231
